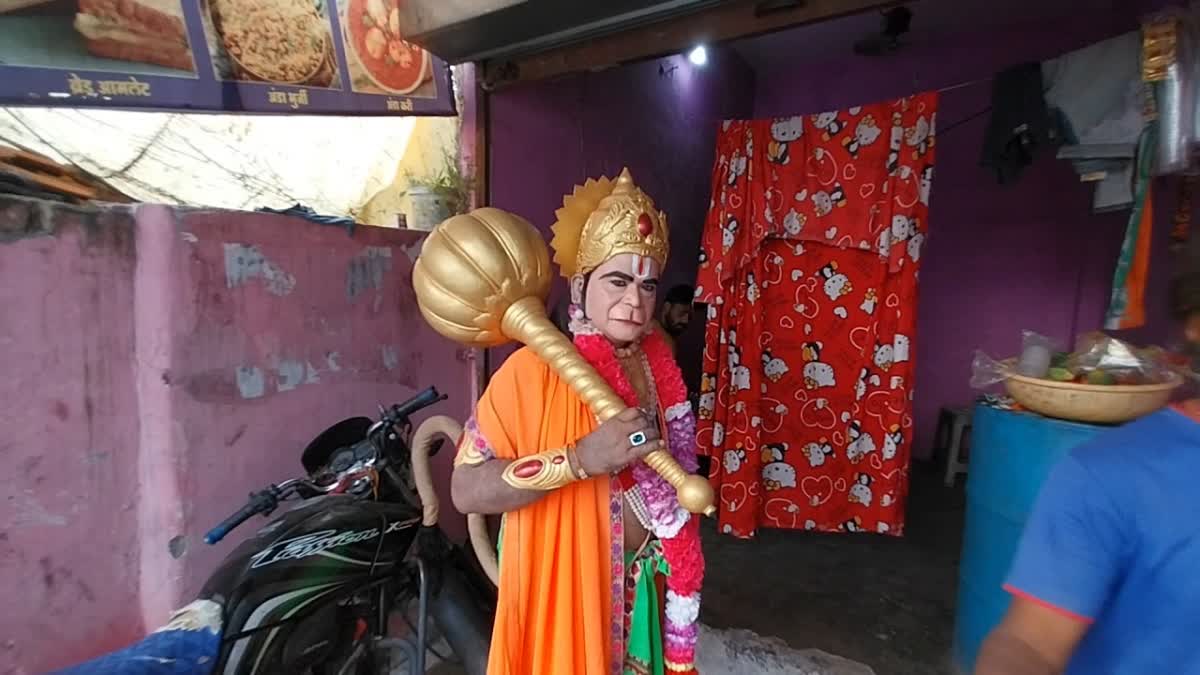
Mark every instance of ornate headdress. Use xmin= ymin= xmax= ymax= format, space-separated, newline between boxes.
xmin=550 ymin=167 xmax=670 ymax=279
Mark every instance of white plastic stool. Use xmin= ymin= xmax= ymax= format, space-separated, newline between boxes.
xmin=936 ymin=406 xmax=973 ymax=487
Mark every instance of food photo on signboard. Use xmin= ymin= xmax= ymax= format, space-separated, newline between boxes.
xmin=337 ymin=0 xmax=436 ymax=97
xmin=0 ymin=0 xmax=197 ymax=75
xmin=199 ymin=0 xmax=342 ymax=88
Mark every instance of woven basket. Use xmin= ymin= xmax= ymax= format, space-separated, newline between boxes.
xmin=1005 ymin=372 xmax=1182 ymax=424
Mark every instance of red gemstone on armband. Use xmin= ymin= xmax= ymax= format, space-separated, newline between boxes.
xmin=637 ymin=213 xmax=653 ymax=237
xmin=552 ymin=455 xmax=566 ymax=464
xmin=512 ymin=459 xmax=544 ymax=478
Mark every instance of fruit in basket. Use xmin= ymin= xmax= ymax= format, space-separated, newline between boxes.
xmin=1085 ymin=369 xmax=1117 ymax=385
xmin=1046 ymin=367 xmax=1075 ymax=382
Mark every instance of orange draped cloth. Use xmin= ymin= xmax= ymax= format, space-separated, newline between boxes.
xmin=475 ymin=347 xmax=615 ymax=675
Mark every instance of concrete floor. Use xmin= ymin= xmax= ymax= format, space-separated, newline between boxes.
xmin=700 ymin=463 xmax=966 ymax=675
xmin=426 ymin=462 xmax=966 ymax=675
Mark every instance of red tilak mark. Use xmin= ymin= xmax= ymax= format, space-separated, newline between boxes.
xmin=637 ymin=213 xmax=653 ymax=237
xmin=513 ymin=459 xmax=544 ymax=478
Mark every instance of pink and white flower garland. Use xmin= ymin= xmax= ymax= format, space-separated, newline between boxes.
xmin=574 ymin=316 xmax=705 ymax=672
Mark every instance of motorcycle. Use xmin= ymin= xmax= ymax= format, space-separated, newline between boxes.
xmin=56 ymin=386 xmax=493 ymax=675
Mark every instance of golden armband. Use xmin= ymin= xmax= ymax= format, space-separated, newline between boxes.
xmin=454 ymin=444 xmax=489 ymax=467
xmin=454 ymin=417 xmax=494 ymax=467
xmin=501 ymin=447 xmax=579 ymax=491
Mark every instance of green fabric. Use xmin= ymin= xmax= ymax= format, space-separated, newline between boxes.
xmin=496 ymin=514 xmax=668 ymax=674
xmin=1104 ymin=121 xmax=1156 ymax=329
xmin=623 ymin=544 xmax=668 ymax=675
xmin=497 ymin=514 xmax=504 ymax=558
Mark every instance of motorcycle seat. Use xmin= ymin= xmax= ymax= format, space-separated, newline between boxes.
xmin=52 ymin=601 xmax=222 ymax=675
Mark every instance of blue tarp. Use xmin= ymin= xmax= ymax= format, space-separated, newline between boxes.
xmin=52 ymin=628 xmax=220 ymax=675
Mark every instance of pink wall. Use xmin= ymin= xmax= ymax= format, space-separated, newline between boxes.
xmin=0 ymin=197 xmax=471 ymax=674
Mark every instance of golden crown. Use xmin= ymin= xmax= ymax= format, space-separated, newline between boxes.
xmin=550 ymin=167 xmax=670 ymax=279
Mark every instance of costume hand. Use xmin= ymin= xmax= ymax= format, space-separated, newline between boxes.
xmin=575 ymin=407 xmax=663 ymax=476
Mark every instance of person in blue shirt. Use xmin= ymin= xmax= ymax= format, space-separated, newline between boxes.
xmin=976 ymin=276 xmax=1200 ymax=674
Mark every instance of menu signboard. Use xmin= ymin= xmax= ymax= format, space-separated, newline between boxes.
xmin=0 ymin=0 xmax=455 ymax=115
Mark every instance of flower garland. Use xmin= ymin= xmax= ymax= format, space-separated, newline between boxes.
xmin=575 ymin=319 xmax=705 ymax=673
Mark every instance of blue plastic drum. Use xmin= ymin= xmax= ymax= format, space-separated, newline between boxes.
xmin=953 ymin=405 xmax=1104 ymax=672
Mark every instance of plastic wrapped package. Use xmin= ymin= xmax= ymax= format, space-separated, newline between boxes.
xmin=970 ymin=349 xmax=1011 ymax=389
xmin=971 ymin=331 xmax=1175 ymax=389
xmin=1015 ymin=330 xmax=1061 ymax=377
xmin=1146 ymin=5 xmax=1199 ymax=174
xmin=1068 ymin=331 xmax=1171 ymax=384
xmin=971 ymin=330 xmax=1063 ymax=388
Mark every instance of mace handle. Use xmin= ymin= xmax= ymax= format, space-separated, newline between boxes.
xmin=501 ymin=296 xmax=716 ymax=516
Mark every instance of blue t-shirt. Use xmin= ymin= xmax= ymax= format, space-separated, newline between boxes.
xmin=1006 ymin=408 xmax=1200 ymax=674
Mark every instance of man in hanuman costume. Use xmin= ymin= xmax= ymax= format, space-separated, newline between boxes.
xmin=450 ymin=168 xmax=705 ymax=675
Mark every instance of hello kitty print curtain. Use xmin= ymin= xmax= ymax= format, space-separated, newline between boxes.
xmin=695 ymin=93 xmax=938 ymax=538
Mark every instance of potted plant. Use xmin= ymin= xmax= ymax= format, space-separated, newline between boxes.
xmin=403 ymin=149 xmax=472 ymax=230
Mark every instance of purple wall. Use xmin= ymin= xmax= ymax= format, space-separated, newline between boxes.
xmin=488 ymin=48 xmax=756 ymax=375
xmin=487 ymin=9 xmax=1177 ymax=458
xmin=751 ymin=10 xmax=1173 ymax=456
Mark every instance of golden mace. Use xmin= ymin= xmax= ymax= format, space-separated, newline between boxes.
xmin=412 ymin=207 xmax=716 ymax=516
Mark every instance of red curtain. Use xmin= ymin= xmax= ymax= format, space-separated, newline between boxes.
xmin=695 ymin=93 xmax=938 ymax=538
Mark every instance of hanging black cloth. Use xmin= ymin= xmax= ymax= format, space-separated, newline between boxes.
xmin=980 ymin=62 xmax=1057 ymax=184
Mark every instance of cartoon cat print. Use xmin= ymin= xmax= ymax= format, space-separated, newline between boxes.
xmin=813 ymin=111 xmax=847 ymax=141
xmin=846 ymin=420 xmax=878 ymax=463
xmin=761 ymin=443 xmax=797 ymax=491
xmin=891 ymin=215 xmax=914 ymax=244
xmin=906 ymin=114 xmax=934 ymax=159
xmin=860 ymin=289 xmax=878 ymax=315
xmin=803 ymin=438 xmax=834 ymax=467
xmin=848 ymin=473 xmax=874 ymax=507
xmin=699 ymin=372 xmax=716 ymax=420
xmin=907 ymin=231 xmax=924 ymax=263
xmin=730 ymin=342 xmax=752 ymax=392
xmin=812 ymin=190 xmax=834 ymax=217
xmin=886 ymin=112 xmax=904 ymax=174
xmin=919 ymin=165 xmax=933 ymax=206
xmin=882 ymin=425 xmax=903 ymax=460
xmin=762 ymin=347 xmax=789 ymax=383
xmin=819 ymin=262 xmax=853 ymax=301
xmin=893 ymin=334 xmax=911 ymax=364
xmin=768 ymin=116 xmax=803 ymax=165
xmin=723 ymin=446 xmax=747 ymax=474
xmin=873 ymin=341 xmax=894 ymax=371
xmin=727 ymin=152 xmax=747 ymax=185
xmin=783 ymin=208 xmax=806 ymax=237
xmin=722 ymin=217 xmax=739 ymax=252
xmin=801 ymin=341 xmax=836 ymax=389
xmin=843 ymin=114 xmax=882 ymax=158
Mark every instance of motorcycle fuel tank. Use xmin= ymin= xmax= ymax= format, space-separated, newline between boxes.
xmin=201 ymin=495 xmax=421 ymax=674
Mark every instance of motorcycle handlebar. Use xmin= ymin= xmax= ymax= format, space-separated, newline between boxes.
xmin=390 ymin=386 xmax=447 ymax=424
xmin=204 ymin=487 xmax=281 ymax=545
xmin=203 ymin=389 xmax=447 ymax=546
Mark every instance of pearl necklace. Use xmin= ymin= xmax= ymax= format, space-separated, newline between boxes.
xmin=623 ymin=348 xmax=661 ymax=534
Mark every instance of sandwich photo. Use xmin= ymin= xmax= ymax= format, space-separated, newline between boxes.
xmin=0 ymin=0 xmax=58 ymax=14
xmin=73 ymin=0 xmax=195 ymax=72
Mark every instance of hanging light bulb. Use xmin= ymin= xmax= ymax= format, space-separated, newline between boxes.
xmin=688 ymin=45 xmax=708 ymax=66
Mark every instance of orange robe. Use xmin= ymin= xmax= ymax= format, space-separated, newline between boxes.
xmin=475 ymin=347 xmax=615 ymax=675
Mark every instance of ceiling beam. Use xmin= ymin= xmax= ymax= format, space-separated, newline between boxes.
xmin=481 ymin=0 xmax=905 ymax=89
xmin=398 ymin=0 xmax=526 ymax=36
